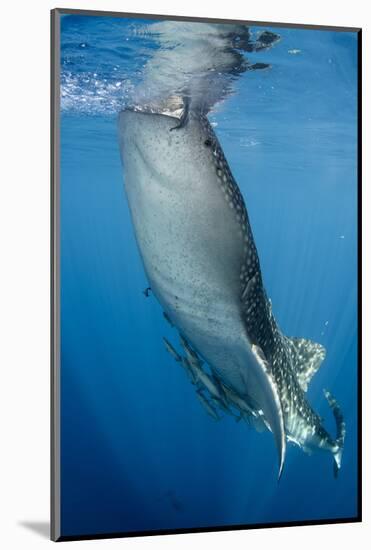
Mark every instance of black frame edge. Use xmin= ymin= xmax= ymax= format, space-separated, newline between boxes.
xmin=51 ymin=7 xmax=61 ymax=543
xmin=57 ymin=516 xmax=361 ymax=543
xmin=357 ymin=28 xmax=362 ymax=522
xmin=53 ymin=7 xmax=361 ymax=32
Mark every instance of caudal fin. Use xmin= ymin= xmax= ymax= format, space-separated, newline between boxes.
xmin=324 ymin=390 xmax=346 ymax=478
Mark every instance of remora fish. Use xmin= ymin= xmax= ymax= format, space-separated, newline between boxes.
xmin=119 ymin=105 xmax=345 ymax=478
xmin=163 ymin=337 xmax=181 ymax=363
xmin=196 ymin=390 xmax=220 ymax=421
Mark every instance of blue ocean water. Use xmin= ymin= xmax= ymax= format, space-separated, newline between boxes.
xmin=59 ymin=14 xmax=359 ymax=538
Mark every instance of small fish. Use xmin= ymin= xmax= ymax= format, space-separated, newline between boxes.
xmin=195 ymin=369 xmax=222 ymax=401
xmin=163 ymin=337 xmax=181 ymax=362
xmin=143 ymin=287 xmax=152 ymax=298
xmin=181 ymin=356 xmax=199 ymax=385
xmin=211 ymin=396 xmax=236 ymax=418
xmin=246 ymin=412 xmax=267 ymax=433
xmin=196 ymin=390 xmax=220 ymax=421
xmin=179 ymin=334 xmax=202 ymax=365
xmin=163 ymin=311 xmax=174 ymax=327
xmin=212 ymin=375 xmax=231 ymax=408
xmin=221 ymin=383 xmax=256 ymax=416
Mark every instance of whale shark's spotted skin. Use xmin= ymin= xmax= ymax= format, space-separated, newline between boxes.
xmin=119 ymin=108 xmax=345 ymax=477
xmin=199 ymin=115 xmax=341 ymax=451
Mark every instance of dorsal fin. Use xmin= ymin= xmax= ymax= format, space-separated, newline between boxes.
xmin=287 ymin=337 xmax=326 ymax=392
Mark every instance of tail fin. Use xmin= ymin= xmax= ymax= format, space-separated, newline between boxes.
xmin=323 ymin=390 xmax=346 ymax=478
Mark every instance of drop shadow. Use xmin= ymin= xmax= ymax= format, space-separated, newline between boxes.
xmin=19 ymin=521 xmax=50 ymax=539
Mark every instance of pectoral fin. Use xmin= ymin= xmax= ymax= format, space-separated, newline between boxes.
xmin=250 ymin=344 xmax=286 ymax=479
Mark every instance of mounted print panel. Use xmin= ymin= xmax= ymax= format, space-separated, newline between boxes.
xmin=51 ymin=8 xmax=361 ymax=542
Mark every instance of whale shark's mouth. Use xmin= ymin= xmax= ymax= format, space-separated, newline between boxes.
xmin=126 ymin=94 xmax=186 ymax=121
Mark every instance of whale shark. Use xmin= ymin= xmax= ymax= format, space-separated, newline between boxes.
xmin=118 ymin=104 xmax=345 ymax=479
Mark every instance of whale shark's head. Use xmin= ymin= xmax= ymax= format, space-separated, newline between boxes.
xmin=119 ymin=107 xmax=215 ymax=188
